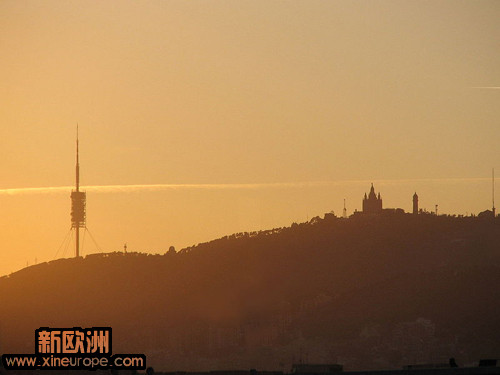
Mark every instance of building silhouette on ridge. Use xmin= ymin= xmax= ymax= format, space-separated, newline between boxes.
xmin=362 ymin=184 xmax=383 ymax=214
xmin=358 ymin=184 xmax=410 ymax=216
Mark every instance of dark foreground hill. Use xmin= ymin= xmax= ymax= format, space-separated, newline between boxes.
xmin=1 ymin=213 xmax=499 ymax=371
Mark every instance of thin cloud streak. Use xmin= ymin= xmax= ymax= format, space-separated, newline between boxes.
xmin=0 ymin=178 xmax=495 ymax=196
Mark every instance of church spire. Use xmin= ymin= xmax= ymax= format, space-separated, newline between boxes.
xmin=368 ymin=183 xmax=377 ymax=199
xmin=363 ymin=183 xmax=383 ymax=213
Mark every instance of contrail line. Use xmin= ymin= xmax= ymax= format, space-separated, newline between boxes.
xmin=0 ymin=178 xmax=495 ymax=196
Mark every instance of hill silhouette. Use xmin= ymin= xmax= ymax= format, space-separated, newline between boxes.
xmin=1 ymin=212 xmax=499 ymax=371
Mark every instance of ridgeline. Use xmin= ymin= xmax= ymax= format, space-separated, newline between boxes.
xmin=1 ymin=212 xmax=499 ymax=371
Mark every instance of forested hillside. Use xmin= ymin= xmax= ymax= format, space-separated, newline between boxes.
xmin=1 ymin=213 xmax=499 ymax=371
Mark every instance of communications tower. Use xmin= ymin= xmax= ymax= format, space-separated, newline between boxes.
xmin=70 ymin=126 xmax=86 ymax=257
xmin=493 ymin=168 xmax=496 ymax=217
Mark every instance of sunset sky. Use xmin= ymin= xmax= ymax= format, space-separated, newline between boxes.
xmin=0 ymin=1 xmax=499 ymax=276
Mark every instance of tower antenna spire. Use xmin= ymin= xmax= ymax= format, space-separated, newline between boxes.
xmin=71 ymin=124 xmax=86 ymax=257
xmin=493 ymin=168 xmax=496 ymax=217
xmin=76 ymin=124 xmax=79 ymax=191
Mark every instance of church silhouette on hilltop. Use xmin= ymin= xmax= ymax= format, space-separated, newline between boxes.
xmin=360 ymin=183 xmax=418 ymax=215
xmin=362 ymin=183 xmax=383 ymax=213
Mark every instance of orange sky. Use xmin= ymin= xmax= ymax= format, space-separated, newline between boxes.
xmin=0 ymin=1 xmax=499 ymax=276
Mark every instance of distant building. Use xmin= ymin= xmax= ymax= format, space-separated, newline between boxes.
xmin=362 ymin=184 xmax=382 ymax=214
xmin=413 ymin=192 xmax=418 ymax=215
xmin=292 ymin=364 xmax=343 ymax=374
xmin=382 ymin=208 xmax=405 ymax=215
xmin=478 ymin=209 xmax=494 ymax=219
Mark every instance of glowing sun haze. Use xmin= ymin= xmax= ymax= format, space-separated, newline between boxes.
xmin=0 ymin=1 xmax=499 ymax=276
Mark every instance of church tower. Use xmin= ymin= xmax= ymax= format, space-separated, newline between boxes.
xmin=413 ymin=192 xmax=418 ymax=215
xmin=362 ymin=184 xmax=383 ymax=213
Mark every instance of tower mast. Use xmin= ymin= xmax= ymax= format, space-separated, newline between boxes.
xmin=76 ymin=125 xmax=80 ymax=192
xmin=71 ymin=125 xmax=86 ymax=257
xmin=76 ymin=126 xmax=79 ymax=257
xmin=493 ymin=168 xmax=496 ymax=218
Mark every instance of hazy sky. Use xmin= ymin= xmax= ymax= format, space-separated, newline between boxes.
xmin=0 ymin=1 xmax=499 ymax=276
